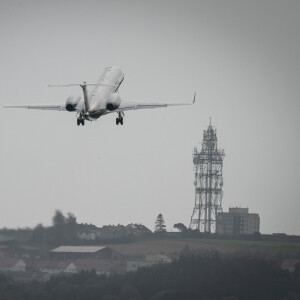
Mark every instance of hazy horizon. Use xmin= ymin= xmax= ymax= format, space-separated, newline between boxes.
xmin=0 ymin=0 xmax=299 ymax=234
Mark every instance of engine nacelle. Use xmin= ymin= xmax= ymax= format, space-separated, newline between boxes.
xmin=65 ymin=95 xmax=81 ymax=112
xmin=106 ymin=93 xmax=121 ymax=111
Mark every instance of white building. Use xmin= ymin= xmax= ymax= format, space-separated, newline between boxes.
xmin=0 ymin=258 xmax=26 ymax=272
xmin=127 ymin=260 xmax=157 ymax=272
xmin=127 ymin=255 xmax=172 ymax=272
xmin=36 ymin=261 xmax=77 ymax=274
xmin=145 ymin=255 xmax=172 ymax=263
xmin=50 ymin=245 xmax=123 ymax=260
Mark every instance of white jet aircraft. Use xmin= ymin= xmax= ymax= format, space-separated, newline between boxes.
xmin=2 ymin=66 xmax=196 ymax=126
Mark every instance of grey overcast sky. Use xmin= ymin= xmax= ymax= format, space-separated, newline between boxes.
xmin=0 ymin=0 xmax=299 ymax=234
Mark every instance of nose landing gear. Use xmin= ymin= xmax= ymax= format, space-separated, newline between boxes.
xmin=77 ymin=113 xmax=85 ymax=126
xmin=77 ymin=118 xmax=85 ymax=126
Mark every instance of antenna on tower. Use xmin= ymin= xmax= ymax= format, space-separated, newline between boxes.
xmin=189 ymin=118 xmax=225 ymax=233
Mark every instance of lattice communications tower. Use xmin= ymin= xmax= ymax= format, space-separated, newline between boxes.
xmin=189 ymin=119 xmax=225 ymax=232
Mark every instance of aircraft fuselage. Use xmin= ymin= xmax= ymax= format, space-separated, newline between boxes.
xmin=83 ymin=66 xmax=124 ymax=120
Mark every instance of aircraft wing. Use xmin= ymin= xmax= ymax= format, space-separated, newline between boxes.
xmin=114 ymin=93 xmax=196 ymax=113
xmin=2 ymin=104 xmax=66 ymax=111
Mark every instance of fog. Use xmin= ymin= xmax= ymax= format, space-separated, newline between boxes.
xmin=0 ymin=0 xmax=299 ymax=234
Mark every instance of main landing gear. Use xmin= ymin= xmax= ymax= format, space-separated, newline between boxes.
xmin=116 ymin=112 xmax=124 ymax=125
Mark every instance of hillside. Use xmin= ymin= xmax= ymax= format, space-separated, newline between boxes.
xmin=108 ymin=238 xmax=300 ymax=259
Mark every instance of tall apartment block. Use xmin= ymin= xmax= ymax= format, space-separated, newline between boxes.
xmin=216 ymin=207 xmax=260 ymax=236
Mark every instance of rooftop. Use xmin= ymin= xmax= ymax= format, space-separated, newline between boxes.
xmin=51 ymin=246 xmax=107 ymax=253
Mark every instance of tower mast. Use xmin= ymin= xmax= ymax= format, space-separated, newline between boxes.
xmin=189 ymin=119 xmax=225 ymax=232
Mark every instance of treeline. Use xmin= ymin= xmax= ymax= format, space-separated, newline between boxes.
xmin=0 ymin=254 xmax=299 ymax=300
xmin=31 ymin=210 xmax=78 ymax=247
xmin=2 ymin=210 xmax=150 ymax=248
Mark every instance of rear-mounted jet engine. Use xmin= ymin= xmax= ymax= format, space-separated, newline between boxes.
xmin=106 ymin=93 xmax=121 ymax=111
xmin=65 ymin=95 xmax=81 ymax=112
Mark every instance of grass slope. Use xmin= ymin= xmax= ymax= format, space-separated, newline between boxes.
xmin=108 ymin=238 xmax=300 ymax=258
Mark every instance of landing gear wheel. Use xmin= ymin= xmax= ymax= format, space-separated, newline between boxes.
xmin=116 ymin=117 xmax=123 ymax=125
xmin=77 ymin=118 xmax=85 ymax=126
xmin=116 ymin=112 xmax=124 ymax=126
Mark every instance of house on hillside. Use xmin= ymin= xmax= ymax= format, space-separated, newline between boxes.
xmin=30 ymin=259 xmax=125 ymax=276
xmin=126 ymin=224 xmax=152 ymax=237
xmin=127 ymin=260 xmax=157 ymax=272
xmin=75 ymin=259 xmax=126 ymax=275
xmin=77 ymin=224 xmax=101 ymax=241
xmin=127 ymin=254 xmax=172 ymax=272
xmin=99 ymin=225 xmax=130 ymax=240
xmin=145 ymin=255 xmax=172 ymax=263
xmin=50 ymin=246 xmax=123 ymax=260
xmin=0 ymin=258 xmax=26 ymax=272
xmin=8 ymin=245 xmax=42 ymax=259
xmin=76 ymin=223 xmax=152 ymax=241
xmin=99 ymin=224 xmax=152 ymax=240
xmin=35 ymin=261 xmax=77 ymax=274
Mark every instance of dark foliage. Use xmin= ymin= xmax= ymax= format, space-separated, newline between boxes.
xmin=31 ymin=210 xmax=79 ymax=248
xmin=0 ymin=255 xmax=299 ymax=300
xmin=173 ymin=223 xmax=187 ymax=232
xmin=154 ymin=214 xmax=166 ymax=233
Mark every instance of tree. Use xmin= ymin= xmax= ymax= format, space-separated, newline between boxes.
xmin=155 ymin=213 xmax=166 ymax=233
xmin=173 ymin=223 xmax=187 ymax=232
xmin=52 ymin=210 xmax=66 ymax=246
xmin=32 ymin=223 xmax=46 ymax=246
xmin=66 ymin=212 xmax=77 ymax=225
xmin=65 ymin=212 xmax=78 ymax=244
xmin=52 ymin=210 xmax=65 ymax=227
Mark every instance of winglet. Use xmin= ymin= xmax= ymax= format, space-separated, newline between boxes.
xmin=193 ymin=92 xmax=196 ymax=104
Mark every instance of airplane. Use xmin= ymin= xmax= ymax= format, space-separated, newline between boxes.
xmin=2 ymin=66 xmax=196 ymax=126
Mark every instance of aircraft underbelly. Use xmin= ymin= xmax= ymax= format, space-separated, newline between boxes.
xmin=88 ymin=108 xmax=106 ymax=120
